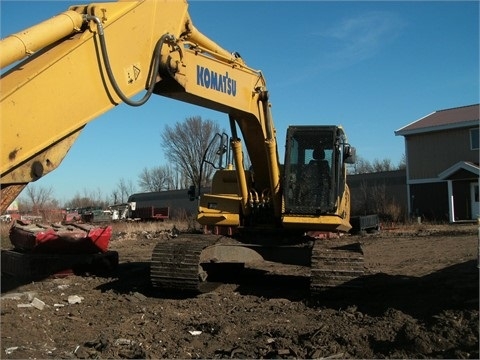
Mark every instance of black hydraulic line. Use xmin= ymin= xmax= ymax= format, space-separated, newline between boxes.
xmin=86 ymin=15 xmax=175 ymax=107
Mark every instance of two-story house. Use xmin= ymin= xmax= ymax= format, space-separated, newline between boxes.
xmin=395 ymin=104 xmax=479 ymax=222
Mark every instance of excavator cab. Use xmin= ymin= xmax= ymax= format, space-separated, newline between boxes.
xmin=283 ymin=125 xmax=353 ymax=217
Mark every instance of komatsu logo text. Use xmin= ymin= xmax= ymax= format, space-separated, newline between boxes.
xmin=197 ymin=66 xmax=237 ymax=96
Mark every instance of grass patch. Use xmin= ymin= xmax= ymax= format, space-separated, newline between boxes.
xmin=111 ymin=219 xmax=194 ymax=234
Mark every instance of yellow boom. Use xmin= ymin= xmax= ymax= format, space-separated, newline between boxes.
xmin=0 ymin=0 xmax=281 ymax=216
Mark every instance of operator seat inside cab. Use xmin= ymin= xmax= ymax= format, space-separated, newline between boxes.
xmin=309 ymin=147 xmax=330 ymax=177
xmin=302 ymin=146 xmax=331 ymax=209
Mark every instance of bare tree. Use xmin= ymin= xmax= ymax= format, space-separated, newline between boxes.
xmin=138 ymin=166 xmax=172 ymax=192
xmin=115 ymin=178 xmax=136 ymax=203
xmin=22 ymin=184 xmax=54 ymax=214
xmin=111 ymin=189 xmax=120 ymax=205
xmin=397 ymin=154 xmax=406 ymax=170
xmin=372 ymin=158 xmax=393 ymax=172
xmin=161 ymin=116 xmax=221 ymax=189
xmin=349 ymin=156 xmax=373 ymax=174
xmin=354 ymin=180 xmax=370 ymax=215
xmin=349 ymin=155 xmax=406 ymax=174
xmin=165 ymin=165 xmax=186 ymax=190
xmin=65 ymin=188 xmax=108 ymax=209
xmin=65 ymin=193 xmax=92 ymax=209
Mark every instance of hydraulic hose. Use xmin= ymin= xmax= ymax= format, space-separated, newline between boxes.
xmin=85 ymin=15 xmax=175 ymax=107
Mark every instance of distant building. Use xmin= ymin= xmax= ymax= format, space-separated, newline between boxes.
xmin=395 ymin=104 xmax=479 ymax=222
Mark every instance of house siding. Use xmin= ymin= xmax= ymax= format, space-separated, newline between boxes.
xmin=407 ymin=127 xmax=478 ymax=180
xmin=396 ymin=104 xmax=479 ymax=221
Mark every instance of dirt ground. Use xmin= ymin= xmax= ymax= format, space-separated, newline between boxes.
xmin=1 ymin=222 xmax=479 ymax=359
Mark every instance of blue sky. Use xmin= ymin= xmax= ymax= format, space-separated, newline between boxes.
xmin=1 ymin=0 xmax=479 ymax=205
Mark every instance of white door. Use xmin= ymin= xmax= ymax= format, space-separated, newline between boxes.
xmin=471 ymin=182 xmax=479 ymax=219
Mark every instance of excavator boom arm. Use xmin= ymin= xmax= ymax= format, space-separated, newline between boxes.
xmin=0 ymin=0 xmax=281 ymax=214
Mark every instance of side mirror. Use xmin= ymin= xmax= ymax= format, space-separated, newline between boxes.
xmin=344 ymin=145 xmax=356 ymax=164
xmin=187 ymin=185 xmax=196 ymax=201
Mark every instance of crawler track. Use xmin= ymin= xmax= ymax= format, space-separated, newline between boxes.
xmin=150 ymin=235 xmax=216 ymax=293
xmin=151 ymin=234 xmax=365 ymax=295
xmin=310 ymin=239 xmax=365 ymax=294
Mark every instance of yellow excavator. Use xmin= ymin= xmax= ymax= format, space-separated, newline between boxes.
xmin=1 ymin=0 xmax=363 ymax=294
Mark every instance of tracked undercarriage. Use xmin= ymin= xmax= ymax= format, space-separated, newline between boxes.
xmin=310 ymin=239 xmax=365 ymax=293
xmin=150 ymin=233 xmax=364 ymax=296
xmin=151 ymin=235 xmax=216 ymax=293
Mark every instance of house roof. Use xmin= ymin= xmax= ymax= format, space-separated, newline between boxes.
xmin=395 ymin=104 xmax=479 ymax=136
xmin=438 ymin=161 xmax=480 ymax=180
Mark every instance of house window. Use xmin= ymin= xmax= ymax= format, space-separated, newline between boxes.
xmin=471 ymin=128 xmax=479 ymax=150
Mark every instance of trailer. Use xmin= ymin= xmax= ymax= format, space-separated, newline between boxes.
xmin=127 ymin=189 xmax=205 ymax=220
xmin=130 ymin=205 xmax=170 ymax=221
xmin=350 ymin=214 xmax=380 ymax=234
